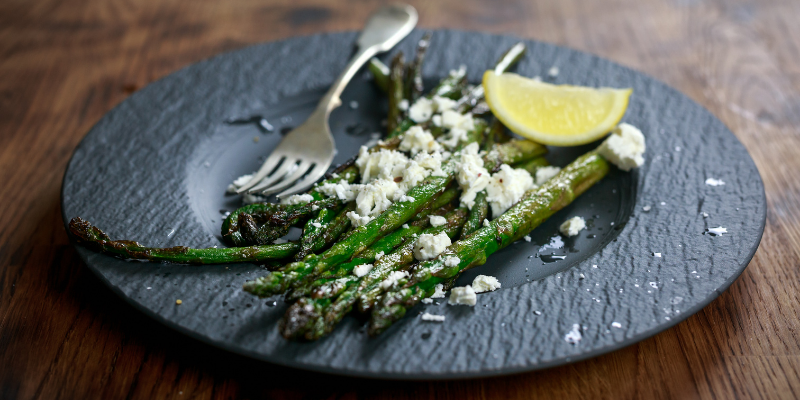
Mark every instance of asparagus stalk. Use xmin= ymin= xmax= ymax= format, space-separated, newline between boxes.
xmin=387 ymin=52 xmax=406 ymax=136
xmin=405 ymin=32 xmax=431 ymax=102
xmin=368 ymin=151 xmax=610 ymax=335
xmin=280 ymin=207 xmax=468 ymax=340
xmin=460 ymin=191 xmax=488 ymax=239
xmin=368 ymin=58 xmax=391 ymax=93
xmin=69 ymin=217 xmax=299 ymax=264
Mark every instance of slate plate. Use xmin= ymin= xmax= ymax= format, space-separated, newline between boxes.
xmin=61 ymin=30 xmax=766 ymax=379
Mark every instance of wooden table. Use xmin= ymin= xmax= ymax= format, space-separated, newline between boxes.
xmin=2 ymin=0 xmax=799 ymax=398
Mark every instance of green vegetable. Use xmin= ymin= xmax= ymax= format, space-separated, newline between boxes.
xmin=369 ymin=151 xmax=610 ymax=335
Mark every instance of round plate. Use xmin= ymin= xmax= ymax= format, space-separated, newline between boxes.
xmin=61 ymin=30 xmax=766 ymax=379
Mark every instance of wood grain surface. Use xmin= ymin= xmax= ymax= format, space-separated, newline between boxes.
xmin=1 ymin=0 xmax=799 ymax=398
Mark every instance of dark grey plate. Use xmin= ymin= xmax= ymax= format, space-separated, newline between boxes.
xmin=61 ymin=30 xmax=766 ymax=379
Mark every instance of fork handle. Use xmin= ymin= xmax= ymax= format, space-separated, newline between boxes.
xmin=315 ymin=46 xmax=379 ymax=117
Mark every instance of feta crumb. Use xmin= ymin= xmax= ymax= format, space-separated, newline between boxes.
xmin=440 ymin=110 xmax=475 ymax=131
xmin=457 ymin=142 xmax=490 ymax=208
xmin=374 ymin=251 xmax=384 ymax=260
xmin=564 ymin=323 xmax=582 ymax=344
xmin=353 ymin=263 xmax=373 ymax=277
xmin=431 ymin=114 xmax=442 ymax=127
xmin=312 ymin=205 xmax=319 ymax=211
xmin=643 ymin=205 xmax=651 ymax=211
xmin=559 ymin=216 xmax=586 ymax=237
xmin=486 ymin=164 xmax=535 ymax=217
xmin=311 ymin=222 xmax=322 ymax=228
xmin=483 ymin=219 xmax=490 ymax=228
xmin=448 ymin=286 xmax=477 ymax=306
xmin=413 ymin=232 xmax=451 ymax=261
xmin=401 ymin=160 xmax=431 ymax=188
xmin=421 ymin=298 xmax=433 ymax=304
xmin=398 ymin=195 xmax=415 ymax=202
xmin=535 ymin=166 xmax=561 ymax=185
xmin=444 ymin=256 xmax=460 ymax=267
xmin=432 ymin=95 xmax=458 ymax=112
xmin=524 ymin=235 xmax=531 ymax=242
xmin=379 ymin=271 xmax=409 ymax=290
xmin=611 ymin=322 xmax=622 ymax=328
xmin=398 ymin=99 xmax=409 ymax=111
xmin=346 ymin=211 xmax=374 ymax=227
xmin=399 ymin=125 xmax=441 ymax=154
xmin=318 ymin=181 xmax=356 ymax=201
xmin=429 ymin=215 xmax=447 ymax=227
xmin=402 ymin=223 xmax=410 ymax=229
xmin=597 ymin=123 xmax=646 ymax=171
xmin=431 ymin=283 xmax=446 ymax=298
xmin=707 ymin=226 xmax=727 ymax=236
xmin=355 ymin=146 xmax=409 ymax=183
xmin=472 ymin=275 xmax=501 ymax=293
xmin=653 ymin=252 xmax=662 ymax=257
xmin=548 ymin=66 xmax=559 ymax=77
xmin=438 ymin=127 xmax=469 ymax=149
xmin=705 ymin=178 xmax=725 ymax=186
xmin=408 ymin=97 xmax=434 ymax=123
xmin=281 ymin=193 xmax=314 ymax=205
xmin=227 ymin=173 xmax=253 ymax=193
xmin=242 ymin=193 xmax=264 ymax=205
xmin=421 ymin=312 xmax=446 ymax=322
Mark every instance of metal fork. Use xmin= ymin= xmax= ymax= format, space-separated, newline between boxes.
xmin=237 ymin=4 xmax=418 ymax=198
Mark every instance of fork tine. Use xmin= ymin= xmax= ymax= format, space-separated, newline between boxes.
xmin=247 ymin=158 xmax=298 ymax=193
xmin=259 ymin=160 xmax=313 ymax=195
xmin=236 ymin=154 xmax=284 ymax=193
xmin=275 ymin=163 xmax=329 ymax=198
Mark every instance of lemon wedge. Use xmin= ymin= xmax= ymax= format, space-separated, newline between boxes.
xmin=483 ymin=71 xmax=632 ymax=146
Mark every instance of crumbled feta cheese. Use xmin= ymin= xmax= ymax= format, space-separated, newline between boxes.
xmin=472 ymin=275 xmax=501 ymax=293
xmin=429 ymin=215 xmax=447 ymax=227
xmin=431 ymin=283 xmax=446 ymax=298
xmin=705 ymin=178 xmax=725 ymax=186
xmin=444 ymin=256 xmax=460 ymax=267
xmin=398 ymin=99 xmax=409 ymax=111
xmin=227 ymin=173 xmax=253 ymax=193
xmin=448 ymin=286 xmax=477 ymax=306
xmin=353 ymin=263 xmax=373 ymax=277
xmin=355 ymin=146 xmax=409 ymax=183
xmin=483 ymin=219 xmax=490 ymax=228
xmin=440 ymin=110 xmax=475 ymax=131
xmin=346 ymin=211 xmax=374 ymax=227
xmin=524 ymin=235 xmax=531 ymax=242
xmin=439 ymin=127 xmax=468 ymax=149
xmin=355 ymin=179 xmax=401 ymax=217
xmin=399 ymin=126 xmax=441 ymax=154
xmin=281 ymin=193 xmax=315 ymax=205
xmin=421 ymin=298 xmax=433 ymax=304
xmin=311 ymin=205 xmax=319 ymax=211
xmin=318 ymin=181 xmax=356 ymax=201
xmin=402 ymin=223 xmax=410 ymax=229
xmin=379 ymin=271 xmax=409 ymax=290
xmin=397 ymin=195 xmax=415 ymax=202
xmin=414 ymin=151 xmax=446 ymax=177
xmin=413 ymin=232 xmax=451 ymax=260
xmin=432 ymin=95 xmax=458 ymax=112
xmin=311 ymin=222 xmax=322 ymax=228
xmin=421 ymin=312 xmax=446 ymax=322
xmin=535 ymin=166 xmax=561 ymax=185
xmin=597 ymin=123 xmax=646 ymax=171
xmin=408 ymin=97 xmax=434 ymax=123
xmin=432 ymin=114 xmax=442 ymax=127
xmin=653 ymin=252 xmax=662 ymax=257
xmin=486 ymin=164 xmax=535 ymax=217
xmin=548 ymin=66 xmax=559 ymax=77
xmin=401 ymin=161 xmax=430 ymax=189
xmin=559 ymin=216 xmax=586 ymax=237
xmin=564 ymin=323 xmax=582 ymax=344
xmin=457 ymin=142 xmax=490 ymax=208
xmin=374 ymin=251 xmax=384 ymax=260
xmin=707 ymin=226 xmax=727 ymax=236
